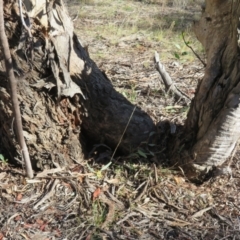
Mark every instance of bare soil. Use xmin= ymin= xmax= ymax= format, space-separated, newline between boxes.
xmin=0 ymin=1 xmax=240 ymax=240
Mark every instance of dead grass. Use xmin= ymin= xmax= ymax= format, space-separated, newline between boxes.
xmin=70 ymin=0 xmax=204 ymax=63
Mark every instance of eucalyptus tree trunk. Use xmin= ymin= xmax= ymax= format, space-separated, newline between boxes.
xmin=0 ymin=0 xmax=155 ymax=170
xmin=172 ymin=0 xmax=240 ymax=181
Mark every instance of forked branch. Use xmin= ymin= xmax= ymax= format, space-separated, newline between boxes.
xmin=154 ymin=51 xmax=191 ymax=104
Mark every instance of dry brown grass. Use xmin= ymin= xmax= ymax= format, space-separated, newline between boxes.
xmin=69 ymin=0 xmax=204 ymax=63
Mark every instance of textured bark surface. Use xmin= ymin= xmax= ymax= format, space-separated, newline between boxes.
xmin=0 ymin=0 xmax=155 ymax=170
xmin=173 ymin=0 xmax=240 ymax=181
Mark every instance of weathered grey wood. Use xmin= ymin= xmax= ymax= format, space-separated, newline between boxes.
xmin=154 ymin=51 xmax=190 ymax=104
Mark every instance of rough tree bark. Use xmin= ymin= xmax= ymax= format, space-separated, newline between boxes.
xmin=171 ymin=0 xmax=240 ymax=181
xmin=0 ymin=0 xmax=155 ymax=170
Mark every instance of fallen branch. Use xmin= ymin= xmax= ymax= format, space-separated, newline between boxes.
xmin=0 ymin=0 xmax=33 ymax=178
xmin=154 ymin=51 xmax=191 ymax=104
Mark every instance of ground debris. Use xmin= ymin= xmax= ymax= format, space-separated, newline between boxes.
xmin=0 ymin=155 xmax=239 ymax=239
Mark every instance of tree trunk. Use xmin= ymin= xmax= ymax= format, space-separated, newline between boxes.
xmin=0 ymin=0 xmax=155 ymax=170
xmin=172 ymin=0 xmax=240 ymax=181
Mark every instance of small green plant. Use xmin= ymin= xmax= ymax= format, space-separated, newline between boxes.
xmin=121 ymin=85 xmax=138 ymax=103
xmin=92 ymin=200 xmax=108 ymax=227
xmin=173 ymin=42 xmax=188 ymax=60
xmin=0 ymin=154 xmax=8 ymax=165
xmin=87 ymin=161 xmax=112 ymax=179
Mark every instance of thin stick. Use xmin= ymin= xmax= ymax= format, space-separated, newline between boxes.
xmin=182 ymin=32 xmax=206 ymax=67
xmin=0 ymin=0 xmax=33 ymax=178
xmin=18 ymin=0 xmax=32 ymax=38
xmin=110 ymin=106 xmax=137 ymax=162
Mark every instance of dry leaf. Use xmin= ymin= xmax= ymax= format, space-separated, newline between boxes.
xmin=5 ymin=188 xmax=12 ymax=194
xmin=23 ymin=223 xmax=34 ymax=229
xmin=191 ymin=207 xmax=212 ymax=219
xmin=16 ymin=193 xmax=23 ymax=201
xmin=71 ymin=165 xmax=83 ymax=172
xmin=40 ymin=223 xmax=47 ymax=231
xmin=14 ymin=215 xmax=21 ymax=221
xmin=54 ymin=228 xmax=61 ymax=237
xmin=167 ymin=220 xmax=191 ymax=227
xmin=0 ymin=233 xmax=4 ymax=240
xmin=106 ymin=178 xmax=119 ymax=185
xmin=93 ymin=187 xmax=101 ymax=200
xmin=35 ymin=167 xmax=63 ymax=177
xmin=85 ymin=234 xmax=91 ymax=240
xmin=26 ymin=179 xmax=44 ymax=184
xmin=173 ymin=176 xmax=185 ymax=185
xmin=0 ymin=172 xmax=6 ymax=180
xmin=36 ymin=219 xmax=44 ymax=226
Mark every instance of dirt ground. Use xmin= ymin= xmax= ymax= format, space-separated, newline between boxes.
xmin=0 ymin=1 xmax=240 ymax=239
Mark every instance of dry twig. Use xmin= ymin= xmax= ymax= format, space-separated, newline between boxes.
xmin=33 ymin=179 xmax=59 ymax=209
xmin=0 ymin=0 xmax=33 ymax=178
xmin=182 ymin=32 xmax=206 ymax=67
xmin=134 ymin=179 xmax=149 ymax=203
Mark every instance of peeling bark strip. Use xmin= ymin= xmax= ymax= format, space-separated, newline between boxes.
xmin=175 ymin=0 xmax=240 ymax=181
xmin=0 ymin=0 xmax=155 ymax=169
xmin=0 ymin=0 xmax=33 ymax=178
